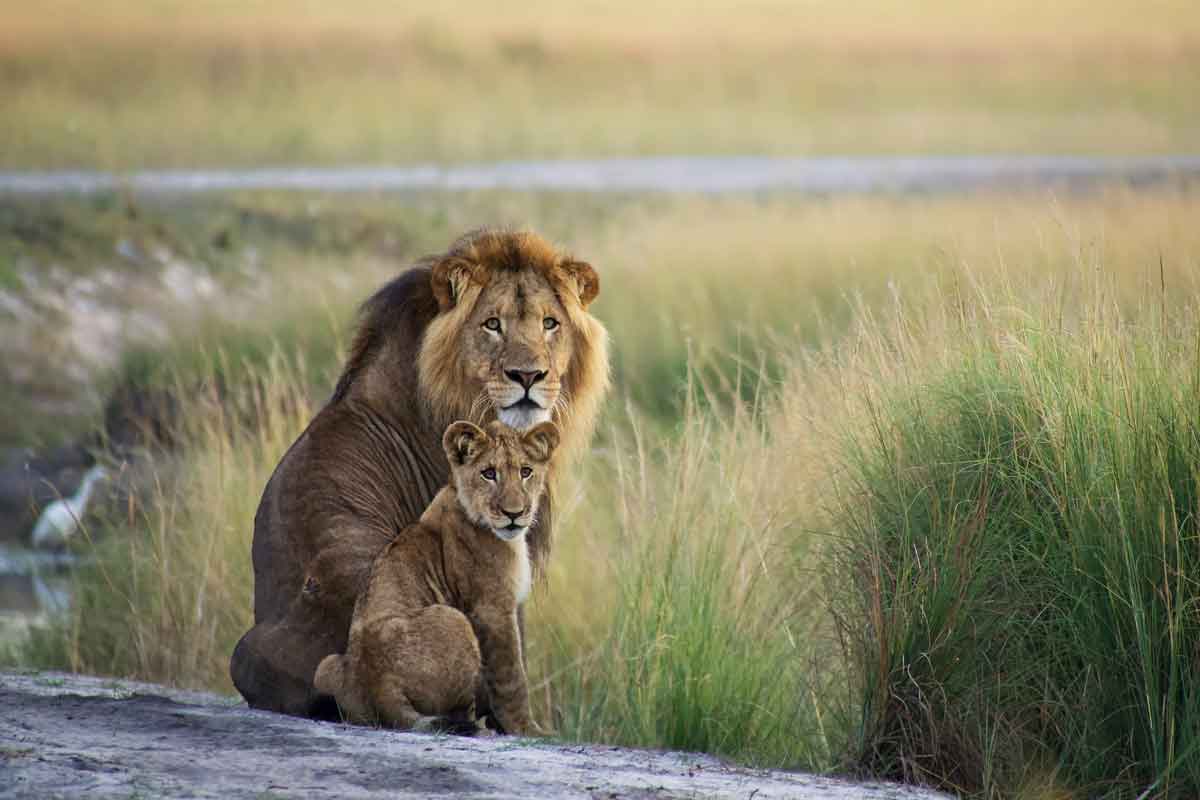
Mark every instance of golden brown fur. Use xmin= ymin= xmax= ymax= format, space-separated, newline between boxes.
xmin=314 ymin=421 xmax=557 ymax=734
xmin=231 ymin=229 xmax=609 ymax=719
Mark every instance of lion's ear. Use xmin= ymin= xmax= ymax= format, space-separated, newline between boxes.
xmin=522 ymin=421 xmax=560 ymax=463
xmin=431 ymin=257 xmax=475 ymax=312
xmin=560 ymin=260 xmax=599 ymax=308
xmin=443 ymin=421 xmax=489 ymax=465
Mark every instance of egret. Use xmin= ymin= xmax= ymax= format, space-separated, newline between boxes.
xmin=30 ymin=464 xmax=108 ymax=550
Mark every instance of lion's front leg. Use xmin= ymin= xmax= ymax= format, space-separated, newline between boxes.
xmin=470 ymin=606 xmax=533 ymax=736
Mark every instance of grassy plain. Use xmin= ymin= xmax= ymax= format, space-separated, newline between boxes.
xmin=2 ymin=0 xmax=1199 ymax=168
xmin=7 ymin=187 xmax=1200 ymax=797
xmin=5 ymin=1 xmax=1200 ymax=794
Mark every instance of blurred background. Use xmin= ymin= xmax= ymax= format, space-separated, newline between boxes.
xmin=3 ymin=3 xmax=1200 ymax=797
xmin=3 ymin=0 xmax=1198 ymax=166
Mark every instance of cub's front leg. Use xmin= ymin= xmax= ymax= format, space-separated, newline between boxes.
xmin=470 ymin=605 xmax=533 ymax=735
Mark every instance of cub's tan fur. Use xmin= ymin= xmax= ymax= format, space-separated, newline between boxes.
xmin=314 ymin=420 xmax=558 ymax=734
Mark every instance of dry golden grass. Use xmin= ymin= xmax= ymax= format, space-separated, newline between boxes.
xmin=28 ymin=352 xmax=316 ymax=688
xmin=2 ymin=0 xmax=1196 ymax=167
xmin=5 ymin=187 xmax=1197 ymax=446
xmin=6 ymin=0 xmax=1198 ymax=51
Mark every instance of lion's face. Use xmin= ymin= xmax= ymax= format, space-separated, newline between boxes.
xmin=420 ymin=230 xmax=602 ymax=438
xmin=443 ymin=420 xmax=559 ymax=540
xmin=461 ymin=270 xmax=576 ymax=429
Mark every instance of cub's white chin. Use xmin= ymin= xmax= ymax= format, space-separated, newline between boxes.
xmin=497 ymin=404 xmax=552 ymax=430
xmin=492 ymin=526 xmax=528 ymax=542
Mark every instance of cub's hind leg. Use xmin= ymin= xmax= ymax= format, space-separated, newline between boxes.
xmin=314 ymin=653 xmax=373 ymax=724
xmin=365 ymin=606 xmax=482 ymax=731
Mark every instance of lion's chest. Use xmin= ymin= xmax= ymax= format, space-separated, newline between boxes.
xmin=509 ymin=535 xmax=532 ymax=605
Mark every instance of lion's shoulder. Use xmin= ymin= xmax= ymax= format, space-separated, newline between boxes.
xmin=332 ymin=265 xmax=439 ymax=404
xmin=280 ymin=403 xmax=441 ymax=518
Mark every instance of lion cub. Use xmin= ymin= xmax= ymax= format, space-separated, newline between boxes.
xmin=314 ymin=419 xmax=557 ymax=735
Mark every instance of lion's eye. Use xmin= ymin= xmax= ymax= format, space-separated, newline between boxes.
xmin=481 ymin=468 xmax=497 ymax=481
xmin=543 ymin=317 xmax=559 ymax=331
xmin=520 ymin=466 xmax=533 ymax=479
xmin=483 ymin=317 xmax=501 ymax=332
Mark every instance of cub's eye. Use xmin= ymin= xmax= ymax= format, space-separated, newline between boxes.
xmin=481 ymin=468 xmax=497 ymax=481
xmin=483 ymin=317 xmax=501 ymax=332
xmin=520 ymin=466 xmax=533 ymax=479
xmin=543 ymin=317 xmax=559 ymax=331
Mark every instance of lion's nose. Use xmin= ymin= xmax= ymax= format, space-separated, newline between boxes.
xmin=505 ymin=369 xmax=546 ymax=390
xmin=503 ymin=509 xmax=525 ymax=524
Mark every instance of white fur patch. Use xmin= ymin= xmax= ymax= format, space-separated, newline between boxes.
xmin=497 ymin=405 xmax=552 ymax=430
xmin=510 ymin=533 xmax=532 ymax=604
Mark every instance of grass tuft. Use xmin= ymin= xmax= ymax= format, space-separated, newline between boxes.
xmin=827 ymin=277 xmax=1200 ymax=796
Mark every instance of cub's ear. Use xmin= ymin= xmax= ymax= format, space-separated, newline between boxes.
xmin=560 ymin=260 xmax=599 ymax=308
xmin=430 ymin=257 xmax=476 ymax=312
xmin=443 ymin=421 xmax=489 ymax=466
xmin=522 ymin=421 xmax=560 ymax=463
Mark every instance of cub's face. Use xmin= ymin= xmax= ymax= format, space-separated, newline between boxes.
xmin=442 ymin=420 xmax=559 ymax=541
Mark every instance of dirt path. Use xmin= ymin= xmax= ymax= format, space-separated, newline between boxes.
xmin=2 ymin=155 xmax=1199 ymax=195
xmin=0 ymin=671 xmax=950 ymax=799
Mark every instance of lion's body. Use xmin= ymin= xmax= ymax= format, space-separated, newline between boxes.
xmin=313 ymin=422 xmax=556 ymax=734
xmin=231 ymin=231 xmax=608 ymax=718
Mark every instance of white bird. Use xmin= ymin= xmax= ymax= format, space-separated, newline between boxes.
xmin=30 ymin=464 xmax=108 ymax=550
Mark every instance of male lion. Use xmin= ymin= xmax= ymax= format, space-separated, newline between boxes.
xmin=230 ymin=229 xmax=609 ymax=718
xmin=314 ymin=420 xmax=557 ymax=735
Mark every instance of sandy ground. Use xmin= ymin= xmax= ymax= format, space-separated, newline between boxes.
xmin=0 ymin=671 xmax=951 ymax=799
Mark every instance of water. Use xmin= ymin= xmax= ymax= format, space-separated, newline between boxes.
xmin=0 ymin=545 xmax=75 ymax=648
xmin=2 ymin=155 xmax=1199 ymax=195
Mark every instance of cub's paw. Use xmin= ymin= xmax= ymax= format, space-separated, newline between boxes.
xmin=529 ymin=720 xmax=557 ymax=738
xmin=473 ymin=717 xmax=499 ymax=738
xmin=417 ymin=713 xmax=484 ymax=737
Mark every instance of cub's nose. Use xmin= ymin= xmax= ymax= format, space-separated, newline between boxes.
xmin=505 ymin=369 xmax=547 ymax=390
xmin=503 ymin=509 xmax=525 ymax=524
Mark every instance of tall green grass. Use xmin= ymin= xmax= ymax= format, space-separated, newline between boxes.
xmin=530 ymin=379 xmax=836 ymax=767
xmin=826 ymin=279 xmax=1200 ymax=796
